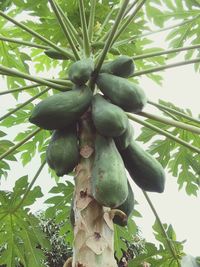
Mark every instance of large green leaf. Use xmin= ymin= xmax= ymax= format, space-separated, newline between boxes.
xmin=0 ymin=176 xmax=50 ymax=266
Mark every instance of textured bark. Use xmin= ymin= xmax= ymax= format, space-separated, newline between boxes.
xmin=71 ymin=112 xmax=118 ymax=267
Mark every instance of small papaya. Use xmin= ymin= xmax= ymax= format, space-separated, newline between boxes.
xmin=101 ymin=56 xmax=134 ymax=77
xmin=91 ymin=134 xmax=128 ymax=208
xmin=96 ymin=73 xmax=147 ymax=113
xmin=29 ymin=85 xmax=92 ymax=130
xmin=120 ymin=140 xmax=165 ymax=193
xmin=68 ymin=58 xmax=94 ymax=85
xmin=115 ymin=121 xmax=134 ymax=150
xmin=44 ymin=48 xmax=69 ymax=60
xmin=46 ymin=125 xmax=79 ymax=176
xmin=91 ymin=94 xmax=128 ymax=137
xmin=113 ymin=180 xmax=134 ymax=226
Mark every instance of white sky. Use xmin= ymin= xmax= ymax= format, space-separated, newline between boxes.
xmin=0 ymin=28 xmax=200 ymax=258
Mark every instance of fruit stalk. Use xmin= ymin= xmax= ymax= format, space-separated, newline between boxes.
xmin=71 ymin=112 xmax=117 ymax=267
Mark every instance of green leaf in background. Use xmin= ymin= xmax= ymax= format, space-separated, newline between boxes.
xmin=0 ymin=176 xmax=50 ymax=266
xmin=45 ymin=181 xmax=74 ymax=247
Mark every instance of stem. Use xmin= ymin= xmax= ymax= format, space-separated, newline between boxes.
xmin=55 ymin=3 xmax=83 ymax=47
xmin=0 ymin=65 xmax=67 ymax=90
xmin=95 ymin=9 xmax=114 ymax=42
xmin=0 ymin=88 xmax=50 ymax=122
xmin=94 ymin=0 xmax=130 ymax=75
xmin=112 ymin=0 xmax=147 ymax=44
xmin=0 ymin=11 xmax=75 ymax=60
xmin=45 ymin=77 xmax=72 ymax=87
xmin=124 ymin=0 xmax=140 ymax=16
xmin=48 ymin=0 xmax=80 ymax=60
xmin=0 ymin=84 xmax=40 ymax=96
xmin=12 ymin=161 xmax=46 ymax=212
xmin=133 ymin=44 xmax=200 ymax=60
xmin=114 ymin=14 xmax=200 ymax=47
xmin=0 ymin=128 xmax=41 ymax=161
xmin=127 ymin=113 xmax=200 ymax=154
xmin=148 ymin=100 xmax=200 ymax=125
xmin=138 ymin=111 xmax=200 ymax=135
xmin=143 ymin=191 xmax=181 ymax=267
xmin=88 ymin=0 xmax=97 ymax=42
xmin=0 ymin=36 xmax=49 ymax=49
xmin=78 ymin=0 xmax=90 ymax=57
xmin=131 ymin=57 xmax=200 ymax=77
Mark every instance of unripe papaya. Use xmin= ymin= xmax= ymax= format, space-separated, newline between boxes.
xmin=101 ymin=56 xmax=135 ymax=77
xmin=29 ymin=85 xmax=92 ymax=130
xmin=113 ymin=180 xmax=134 ymax=226
xmin=68 ymin=58 xmax=94 ymax=85
xmin=91 ymin=134 xmax=128 ymax=208
xmin=115 ymin=121 xmax=134 ymax=150
xmin=96 ymin=73 xmax=147 ymax=113
xmin=46 ymin=126 xmax=79 ymax=176
xmin=120 ymin=140 xmax=165 ymax=193
xmin=91 ymin=94 xmax=128 ymax=137
xmin=44 ymin=48 xmax=69 ymax=60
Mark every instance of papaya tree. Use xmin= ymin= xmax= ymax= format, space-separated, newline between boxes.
xmin=0 ymin=0 xmax=200 ymax=267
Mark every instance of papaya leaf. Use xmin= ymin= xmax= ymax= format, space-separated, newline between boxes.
xmin=114 ymin=217 xmax=137 ymax=260
xmin=0 ymin=176 xmax=50 ymax=266
xmin=45 ymin=181 xmax=74 ymax=246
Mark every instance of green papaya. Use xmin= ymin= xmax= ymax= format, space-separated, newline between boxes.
xmin=44 ymin=48 xmax=69 ymax=60
xmin=120 ymin=140 xmax=165 ymax=193
xmin=91 ymin=94 xmax=128 ymax=137
xmin=115 ymin=121 xmax=134 ymax=150
xmin=96 ymin=73 xmax=147 ymax=113
xmin=68 ymin=58 xmax=94 ymax=85
xmin=29 ymin=85 xmax=92 ymax=130
xmin=100 ymin=56 xmax=134 ymax=77
xmin=46 ymin=125 xmax=79 ymax=176
xmin=113 ymin=180 xmax=134 ymax=226
xmin=91 ymin=134 xmax=128 ymax=208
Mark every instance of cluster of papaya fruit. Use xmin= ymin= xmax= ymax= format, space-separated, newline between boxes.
xmin=29 ymin=56 xmax=165 ymax=227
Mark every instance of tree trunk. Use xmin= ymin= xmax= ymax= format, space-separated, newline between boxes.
xmin=71 ymin=112 xmax=118 ymax=267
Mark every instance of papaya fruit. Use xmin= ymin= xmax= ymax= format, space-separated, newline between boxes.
xmin=100 ymin=56 xmax=134 ymax=77
xmin=115 ymin=121 xmax=134 ymax=150
xmin=91 ymin=134 xmax=128 ymax=208
xmin=68 ymin=58 xmax=94 ymax=85
xmin=91 ymin=94 xmax=128 ymax=137
xmin=96 ymin=73 xmax=147 ymax=113
xmin=29 ymin=85 xmax=92 ymax=130
xmin=113 ymin=180 xmax=134 ymax=226
xmin=120 ymin=140 xmax=165 ymax=193
xmin=46 ymin=125 xmax=79 ymax=176
xmin=44 ymin=48 xmax=69 ymax=60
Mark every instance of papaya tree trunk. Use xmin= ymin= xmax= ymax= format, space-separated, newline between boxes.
xmin=71 ymin=111 xmax=118 ymax=267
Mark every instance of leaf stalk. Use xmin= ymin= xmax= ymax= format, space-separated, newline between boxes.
xmin=138 ymin=111 xmax=200 ymax=135
xmin=78 ymin=0 xmax=91 ymax=57
xmin=48 ymin=0 xmax=80 ymax=60
xmin=127 ymin=113 xmax=200 ymax=154
xmin=143 ymin=191 xmax=181 ymax=267
xmin=0 ymin=88 xmax=50 ymax=122
xmin=0 ymin=128 xmax=42 ymax=161
xmin=131 ymin=57 xmax=200 ymax=77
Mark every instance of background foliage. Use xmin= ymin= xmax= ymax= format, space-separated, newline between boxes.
xmin=0 ymin=0 xmax=200 ymax=266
